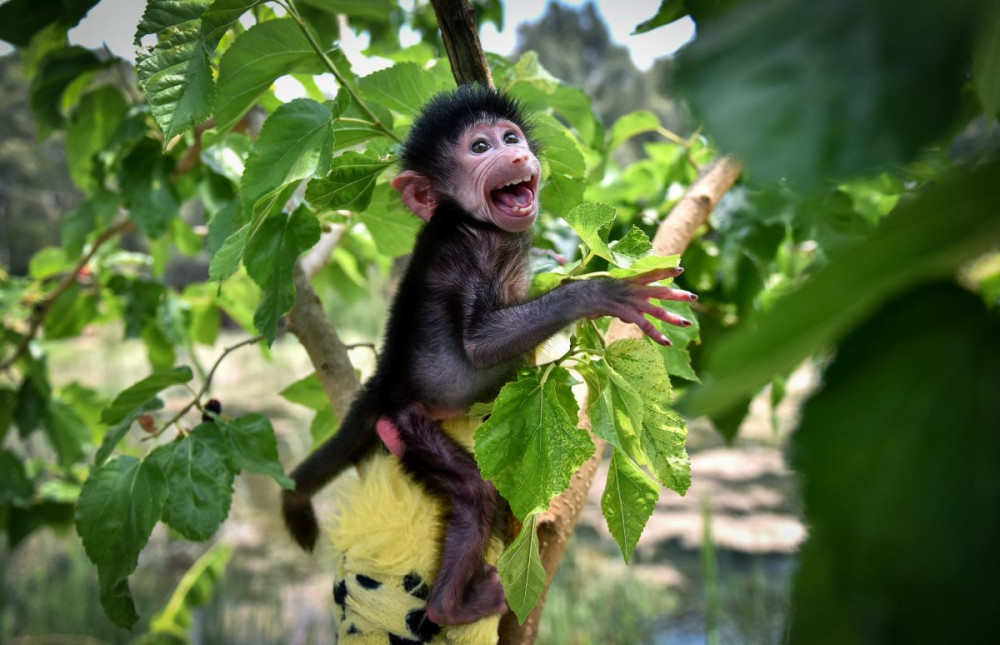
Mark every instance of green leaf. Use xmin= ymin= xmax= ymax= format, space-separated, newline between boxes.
xmin=608 ymin=110 xmax=662 ymax=151
xmin=28 ymin=247 xmax=73 ymax=280
xmin=602 ymin=447 xmax=660 ymax=563
xmin=42 ymin=399 xmax=88 ymax=467
xmin=685 ymin=159 xmax=1000 ymax=418
xmin=563 ymin=202 xmax=615 ymax=262
xmin=150 ymin=542 xmax=231 ymax=637
xmin=973 ymin=1 xmax=1000 ymax=118
xmin=676 ymin=0 xmax=980 ymax=187
xmin=119 ymin=139 xmax=180 ymax=238
xmin=0 ymin=389 xmax=16 ymax=444
xmin=789 ymin=283 xmax=1000 ymax=643
xmin=75 ymin=456 xmax=168 ymax=629
xmin=217 ymin=414 xmax=294 ymax=488
xmin=357 ymin=62 xmax=455 ymax=116
xmin=330 ymin=91 xmax=394 ymax=148
xmin=66 ymin=86 xmax=128 ymax=190
xmin=101 ymin=366 xmax=193 ymax=426
xmin=305 ymin=151 xmax=394 ymax=212
xmin=95 ymin=399 xmax=164 ymax=466
xmin=497 ymin=513 xmax=546 ymax=624
xmin=279 ymin=372 xmax=329 ymax=411
xmin=633 ymin=0 xmax=689 ymax=35
xmin=141 ymin=34 xmax=214 ymax=141
xmin=214 ymin=19 xmax=332 ymax=132
xmin=244 ymin=207 xmax=321 ymax=344
xmin=475 ymin=368 xmax=594 ymax=520
xmin=29 ymin=45 xmax=105 ymax=139
xmin=608 ymin=226 xmax=653 ymax=268
xmin=356 ymin=184 xmax=422 ymax=257
xmin=0 ymin=0 xmax=98 ymax=47
xmin=0 ymin=449 xmax=34 ymax=506
xmin=153 ymin=423 xmax=235 ymax=540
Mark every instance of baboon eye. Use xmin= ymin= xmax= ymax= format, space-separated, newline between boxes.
xmin=471 ymin=140 xmax=490 ymax=154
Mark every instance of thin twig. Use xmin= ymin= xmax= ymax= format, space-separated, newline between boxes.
xmin=281 ymin=0 xmax=400 ymax=142
xmin=156 ymin=334 xmax=265 ymax=435
xmin=0 ymin=220 xmax=134 ymax=371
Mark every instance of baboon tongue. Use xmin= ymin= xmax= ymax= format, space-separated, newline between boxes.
xmin=493 ymin=184 xmax=533 ymax=210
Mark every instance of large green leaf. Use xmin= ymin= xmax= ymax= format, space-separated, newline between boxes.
xmin=244 ymin=207 xmax=321 ymax=344
xmin=29 ymin=46 xmax=105 ymax=139
xmin=305 ymin=151 xmax=394 ymax=212
xmin=789 ymin=283 xmax=1000 ymax=643
xmin=357 ymin=62 xmax=455 ymax=116
xmin=101 ymin=366 xmax=193 ymax=426
xmin=0 ymin=0 xmax=98 ymax=47
xmin=153 ymin=423 xmax=235 ymax=540
xmin=676 ymin=0 xmax=982 ymax=187
xmin=684 ymin=160 xmax=1000 ymax=418
xmin=214 ymin=18 xmax=332 ymax=132
xmin=75 ymin=456 xmax=168 ymax=628
xmin=497 ymin=513 xmax=546 ymax=624
xmin=475 ymin=368 xmax=594 ymax=520
xmin=602 ymin=447 xmax=660 ymax=563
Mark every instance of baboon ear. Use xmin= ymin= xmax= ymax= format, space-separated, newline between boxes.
xmin=392 ymin=171 xmax=439 ymax=222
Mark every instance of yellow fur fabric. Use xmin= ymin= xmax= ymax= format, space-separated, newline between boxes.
xmin=327 ymin=416 xmax=502 ymax=644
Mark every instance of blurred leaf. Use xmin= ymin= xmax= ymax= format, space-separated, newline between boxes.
xmin=214 ymin=19 xmax=333 ymax=132
xmin=305 ymin=151 xmax=394 ymax=212
xmin=149 ymin=542 xmax=231 ymax=639
xmin=29 ymin=45 xmax=105 ymax=140
xmin=686 ymin=160 xmax=1000 ymax=418
xmin=244 ymin=207 xmax=321 ymax=344
xmin=676 ymin=0 xmax=981 ymax=187
xmin=119 ymin=139 xmax=180 ymax=238
xmin=217 ymin=414 xmax=294 ymax=488
xmin=66 ymin=86 xmax=128 ymax=190
xmin=475 ymin=367 xmax=593 ymax=520
xmin=602 ymin=447 xmax=660 ymax=563
xmin=101 ymin=366 xmax=192 ymax=425
xmin=75 ymin=455 xmax=168 ymax=629
xmin=0 ymin=0 xmax=98 ymax=47
xmin=153 ymin=423 xmax=234 ymax=540
xmin=789 ymin=283 xmax=1000 ymax=643
xmin=42 ymin=399 xmax=88 ymax=467
xmin=28 ymin=247 xmax=73 ymax=280
xmin=608 ymin=110 xmax=661 ymax=151
xmin=0 ymin=449 xmax=34 ymax=506
xmin=973 ymin=1 xmax=1000 ymax=118
xmin=497 ymin=513 xmax=546 ymax=624
xmin=633 ymin=0 xmax=689 ymax=34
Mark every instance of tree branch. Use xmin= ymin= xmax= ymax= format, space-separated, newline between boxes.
xmin=498 ymin=156 xmax=743 ymax=644
xmin=429 ymin=0 xmax=494 ymax=87
xmin=0 ymin=220 xmax=134 ymax=372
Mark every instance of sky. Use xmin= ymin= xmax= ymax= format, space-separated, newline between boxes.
xmin=0 ymin=0 xmax=694 ymax=70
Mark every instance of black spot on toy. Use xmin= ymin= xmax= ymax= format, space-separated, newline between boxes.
xmin=356 ymin=574 xmax=382 ymax=590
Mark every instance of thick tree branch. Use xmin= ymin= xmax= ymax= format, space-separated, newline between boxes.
xmin=429 ymin=0 xmax=494 ymax=87
xmin=498 ymin=156 xmax=743 ymax=644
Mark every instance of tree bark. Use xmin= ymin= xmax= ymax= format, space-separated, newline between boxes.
xmin=429 ymin=0 xmax=494 ymax=87
xmin=497 ymin=156 xmax=743 ymax=644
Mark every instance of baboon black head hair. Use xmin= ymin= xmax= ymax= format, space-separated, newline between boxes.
xmin=398 ymin=84 xmax=538 ymax=186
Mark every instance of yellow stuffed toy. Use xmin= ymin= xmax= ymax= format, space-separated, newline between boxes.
xmin=326 ymin=416 xmax=503 ymax=644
